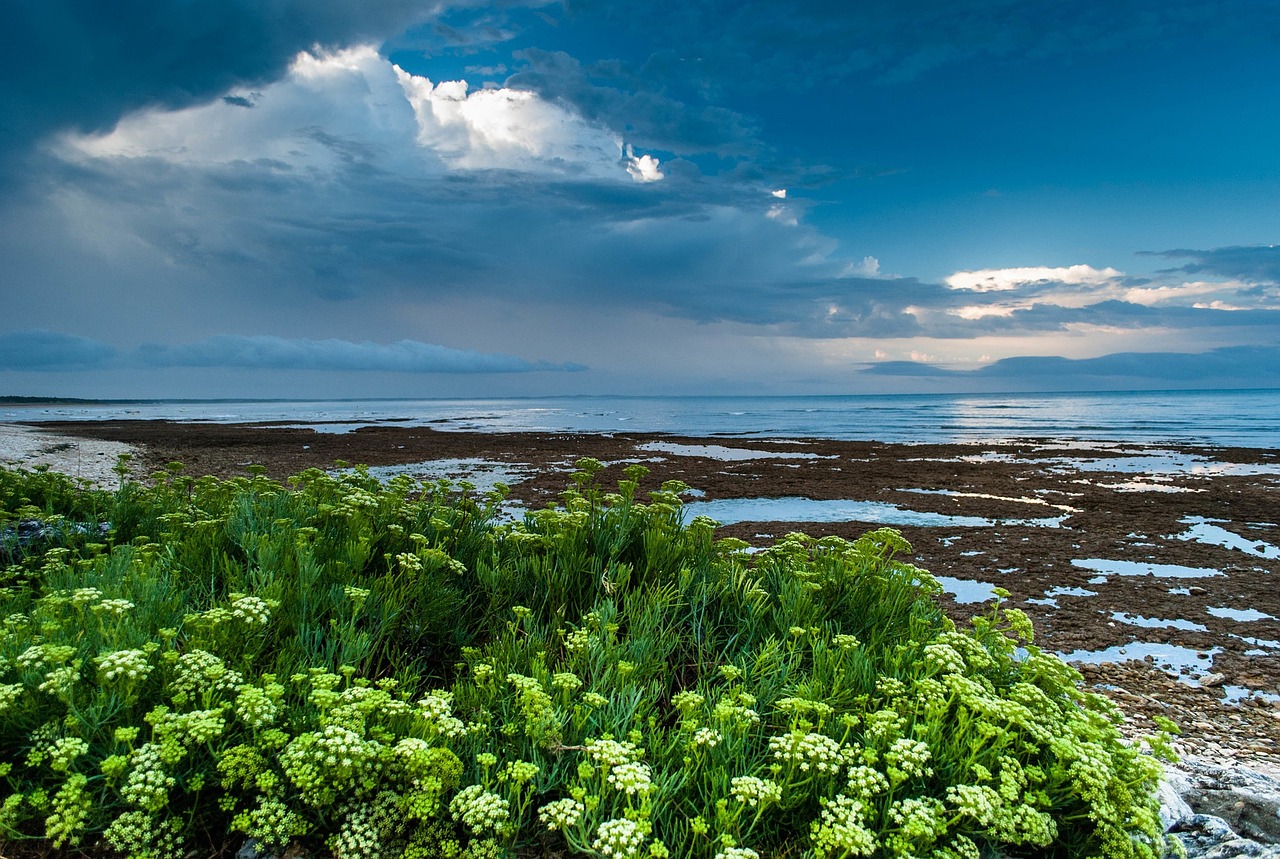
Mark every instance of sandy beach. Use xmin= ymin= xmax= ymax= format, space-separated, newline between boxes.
xmin=9 ymin=418 xmax=1280 ymax=772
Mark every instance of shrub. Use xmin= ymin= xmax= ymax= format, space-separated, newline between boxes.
xmin=0 ymin=460 xmax=1173 ymax=858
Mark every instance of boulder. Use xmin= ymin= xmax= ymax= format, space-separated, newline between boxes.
xmin=1163 ymin=754 xmax=1280 ymax=858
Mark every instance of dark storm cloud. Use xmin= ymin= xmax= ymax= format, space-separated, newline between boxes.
xmin=0 ymin=330 xmax=118 ymax=371
xmin=1145 ymin=245 xmax=1280 ymax=285
xmin=137 ymin=335 xmax=582 ymax=372
xmin=28 ymin=137 xmax=1280 ymax=343
xmin=0 ymin=0 xmax=449 ymax=162
xmin=505 ymin=48 xmax=760 ymax=156
xmin=862 ymin=346 xmax=1280 ymax=384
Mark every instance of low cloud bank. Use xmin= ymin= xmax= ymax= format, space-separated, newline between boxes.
xmin=862 ymin=345 xmax=1280 ymax=387
xmin=0 ymin=331 xmax=582 ymax=374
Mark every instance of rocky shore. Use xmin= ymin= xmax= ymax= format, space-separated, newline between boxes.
xmin=1163 ymin=755 xmax=1280 ymax=858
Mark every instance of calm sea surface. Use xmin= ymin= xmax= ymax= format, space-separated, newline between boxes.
xmin=7 ymin=389 xmax=1280 ymax=448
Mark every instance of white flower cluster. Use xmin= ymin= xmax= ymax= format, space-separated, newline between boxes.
xmin=171 ymin=650 xmax=241 ymax=699
xmin=70 ymin=587 xmax=103 ymax=605
xmin=563 ymin=626 xmax=591 ymax=653
xmin=417 ymin=690 xmax=466 ymax=738
xmin=96 ymin=649 xmax=152 ymax=684
xmin=39 ymin=665 xmax=79 ymax=697
xmin=342 ymin=487 xmax=380 ymax=511
xmin=845 ymin=765 xmax=890 ymax=800
xmin=924 ymin=643 xmax=966 ymax=675
xmin=863 ymin=709 xmax=905 ymax=743
xmin=18 ymin=643 xmax=75 ymax=669
xmin=885 ymin=738 xmax=933 ymax=783
xmin=316 ymin=724 xmax=371 ymax=770
xmin=120 ymin=743 xmax=176 ymax=812
xmin=585 ymin=737 xmax=641 ymax=767
xmin=231 ymin=595 xmax=271 ymax=626
xmin=776 ymin=697 xmax=834 ymax=722
xmin=507 ymin=673 xmax=556 ymax=738
xmin=936 ymin=630 xmax=993 ymax=670
xmin=730 ymin=776 xmax=782 ymax=807
xmin=232 ymin=796 xmax=305 ymax=851
xmin=92 ymin=599 xmax=136 ymax=616
xmin=876 ymin=675 xmax=910 ymax=703
xmin=450 ymin=784 xmax=510 ymax=834
xmin=715 ymin=849 xmax=760 ymax=859
xmin=396 ymin=552 xmax=424 ymax=574
xmin=914 ymin=677 xmax=948 ymax=711
xmin=46 ymin=772 xmax=92 ymax=847
xmin=995 ymin=802 xmax=1057 ymax=846
xmin=934 ymin=835 xmax=981 ymax=859
xmin=1052 ymin=737 xmax=1113 ymax=806
xmin=810 ymin=794 xmax=876 ymax=857
xmin=606 ymin=761 xmax=653 ymax=797
xmin=0 ymin=682 xmax=21 ymax=715
xmin=692 ymin=727 xmax=722 ymax=748
xmin=344 ymin=586 xmax=371 ymax=607
xmin=538 ymin=797 xmax=585 ymax=831
xmin=329 ymin=795 xmax=397 ymax=859
xmin=592 ymin=817 xmax=648 ymax=858
xmin=888 ymin=796 xmax=945 ymax=840
xmin=104 ymin=809 xmax=184 ymax=859
xmin=946 ymin=784 xmax=1001 ymax=827
xmin=712 ymin=693 xmax=761 ymax=730
xmin=768 ymin=729 xmax=844 ymax=774
xmin=235 ymin=684 xmax=280 ymax=728
xmin=503 ymin=760 xmax=539 ymax=785
xmin=172 ymin=708 xmax=226 ymax=744
xmin=421 ymin=547 xmax=466 ymax=575
xmin=46 ymin=736 xmax=89 ymax=772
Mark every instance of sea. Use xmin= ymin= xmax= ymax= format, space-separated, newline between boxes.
xmin=7 ymin=388 xmax=1280 ymax=448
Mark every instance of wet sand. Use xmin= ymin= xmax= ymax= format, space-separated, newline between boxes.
xmin=21 ymin=419 xmax=1280 ymax=770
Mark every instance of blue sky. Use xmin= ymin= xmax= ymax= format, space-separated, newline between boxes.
xmin=2 ymin=0 xmax=1278 ymax=398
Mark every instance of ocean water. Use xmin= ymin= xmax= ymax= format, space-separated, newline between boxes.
xmin=6 ymin=388 xmax=1280 ymax=448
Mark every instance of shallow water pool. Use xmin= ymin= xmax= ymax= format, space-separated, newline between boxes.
xmin=682 ymin=497 xmax=1067 ymax=528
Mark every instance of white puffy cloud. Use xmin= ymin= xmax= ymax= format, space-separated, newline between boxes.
xmin=624 ymin=146 xmax=664 ymax=183
xmin=1122 ymin=279 xmax=1280 ymax=309
xmin=395 ymin=65 xmax=650 ymax=178
xmin=66 ymin=46 xmax=425 ymax=174
xmin=945 ymin=264 xmax=1123 ymax=292
xmin=841 ymin=256 xmax=882 ymax=278
xmin=953 ymin=305 xmax=1016 ymax=320
xmin=65 ymin=45 xmax=657 ymax=184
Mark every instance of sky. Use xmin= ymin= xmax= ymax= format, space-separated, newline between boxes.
xmin=2 ymin=0 xmax=1279 ymax=399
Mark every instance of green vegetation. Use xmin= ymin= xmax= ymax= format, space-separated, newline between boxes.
xmin=0 ymin=459 xmax=1173 ymax=858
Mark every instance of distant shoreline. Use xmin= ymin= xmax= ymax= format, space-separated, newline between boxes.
xmin=5 ymin=387 xmax=1280 ymax=405
xmin=0 ymin=395 xmax=141 ymax=405
xmin=9 ymin=389 xmax=1280 ymax=448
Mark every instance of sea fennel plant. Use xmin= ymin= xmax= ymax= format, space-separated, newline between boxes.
xmin=0 ymin=459 xmax=1173 ymax=858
